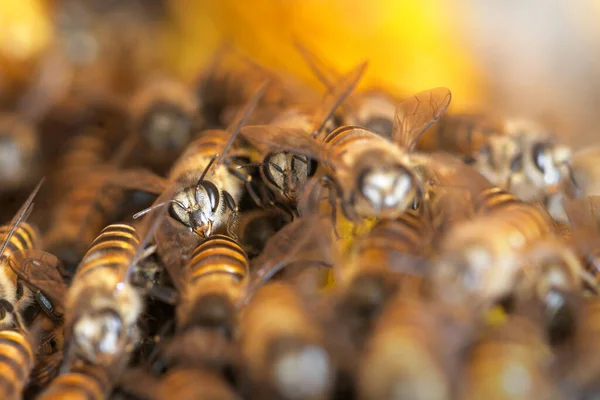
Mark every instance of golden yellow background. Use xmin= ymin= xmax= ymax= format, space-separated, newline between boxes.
xmin=0 ymin=0 xmax=482 ymax=110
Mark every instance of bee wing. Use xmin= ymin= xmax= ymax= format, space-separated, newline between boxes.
xmin=294 ymin=39 xmax=340 ymax=89
xmin=123 ymin=188 xmax=176 ymax=285
xmin=241 ymin=215 xmax=334 ymax=305
xmin=10 ymin=250 xmax=67 ymax=309
xmin=311 ymin=61 xmax=368 ymax=135
xmin=104 ymin=168 xmax=169 ymax=195
xmin=392 ymin=87 xmax=452 ymax=151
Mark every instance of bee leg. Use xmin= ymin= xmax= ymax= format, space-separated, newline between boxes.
xmin=228 ymin=166 xmax=265 ymax=208
xmin=223 ymin=191 xmax=240 ymax=239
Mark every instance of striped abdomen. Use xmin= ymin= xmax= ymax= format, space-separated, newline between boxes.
xmin=358 ymin=208 xmax=426 ymax=270
xmin=418 ymin=114 xmax=501 ymax=155
xmin=0 ymin=330 xmax=34 ymax=400
xmin=322 ymin=125 xmax=384 ymax=164
xmin=75 ymin=224 xmax=139 ymax=279
xmin=38 ymin=362 xmax=110 ymax=400
xmin=179 ymin=235 xmax=249 ymax=329
xmin=54 ymin=131 xmax=109 ymax=194
xmin=168 ymin=130 xmax=231 ymax=182
xmin=186 ymin=234 xmax=249 ymax=284
xmin=475 ymin=186 xmax=520 ymax=215
xmin=44 ymin=175 xmax=126 ymax=269
xmin=0 ymin=222 xmax=38 ymax=307
xmin=489 ymin=204 xmax=553 ymax=246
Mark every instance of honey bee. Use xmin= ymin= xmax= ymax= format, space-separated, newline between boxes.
xmin=294 ymin=41 xmax=400 ymax=138
xmin=336 ymin=207 xmax=434 ymax=348
xmin=459 ymin=315 xmax=558 ymax=400
xmin=237 ymin=60 xmax=367 ymax=212
xmin=43 ymin=125 xmax=148 ymax=271
xmin=131 ymin=81 xmax=269 ymax=239
xmin=0 ymin=328 xmax=37 ymax=400
xmin=419 ymin=114 xmax=577 ymax=203
xmin=128 ymin=76 xmax=200 ymax=172
xmin=0 ymin=50 xmax=69 ymax=192
xmin=53 ymin=0 xmax=164 ymax=96
xmin=200 ymin=44 xmax=319 ymax=129
xmin=434 ymin=200 xmax=556 ymax=307
xmin=359 ymin=295 xmax=471 ymax=400
xmin=160 ymin=233 xmax=248 ymax=372
xmin=61 ymin=223 xmax=144 ymax=367
xmin=239 ymin=282 xmax=333 ymax=400
xmin=241 ymin=87 xmax=451 ymax=225
xmin=60 ymin=196 xmax=170 ymax=370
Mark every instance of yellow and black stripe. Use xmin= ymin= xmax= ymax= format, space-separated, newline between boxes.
xmin=418 ymin=114 xmax=502 ymax=155
xmin=54 ymin=131 xmax=109 ymax=193
xmin=491 ymin=204 xmax=554 ymax=245
xmin=75 ymin=224 xmax=139 ymax=279
xmin=0 ymin=222 xmax=38 ymax=306
xmin=186 ymin=234 xmax=249 ymax=284
xmin=0 ymin=329 xmax=34 ymax=400
xmin=168 ymin=130 xmax=232 ymax=182
xmin=475 ymin=187 xmax=520 ymax=215
xmin=358 ymin=208 xmax=426 ymax=265
xmin=179 ymin=234 xmax=249 ymax=332
xmin=322 ymin=125 xmax=382 ymax=163
xmin=38 ymin=362 xmax=110 ymax=400
xmin=44 ymin=175 xmax=127 ymax=271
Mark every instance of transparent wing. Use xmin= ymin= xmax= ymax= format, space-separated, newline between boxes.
xmin=311 ymin=61 xmax=368 ymax=135
xmin=392 ymin=87 xmax=452 ymax=151
xmin=241 ymin=215 xmax=335 ymax=305
xmin=10 ymin=250 xmax=67 ymax=309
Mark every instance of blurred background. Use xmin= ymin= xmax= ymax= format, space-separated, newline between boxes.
xmin=1 ymin=0 xmax=599 ymax=147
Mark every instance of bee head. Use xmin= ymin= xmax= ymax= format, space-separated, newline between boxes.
xmin=356 ymin=163 xmax=417 ymax=218
xmin=140 ymin=101 xmax=193 ymax=152
xmin=526 ymin=141 xmax=572 ymax=191
xmin=263 ymin=152 xmax=311 ymax=203
xmin=72 ymin=307 xmax=124 ymax=366
xmin=170 ymin=182 xmax=220 ymax=238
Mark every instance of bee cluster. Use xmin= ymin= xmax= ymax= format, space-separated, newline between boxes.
xmin=1 ymin=26 xmax=600 ymax=400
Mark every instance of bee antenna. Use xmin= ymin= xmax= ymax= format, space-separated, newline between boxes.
xmin=133 ymin=199 xmax=188 ymax=220
xmin=198 ymin=153 xmax=220 ymax=183
xmin=236 ymin=162 xmax=267 ymax=169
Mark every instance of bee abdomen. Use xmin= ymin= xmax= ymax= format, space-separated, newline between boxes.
xmin=38 ymin=363 xmax=110 ymax=400
xmin=476 ymin=187 xmax=520 ymax=214
xmin=0 ymin=330 xmax=34 ymax=400
xmin=76 ymin=224 xmax=139 ymax=278
xmin=57 ymin=132 xmax=108 ymax=187
xmin=187 ymin=235 xmax=249 ymax=282
xmin=0 ymin=222 xmax=38 ymax=260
